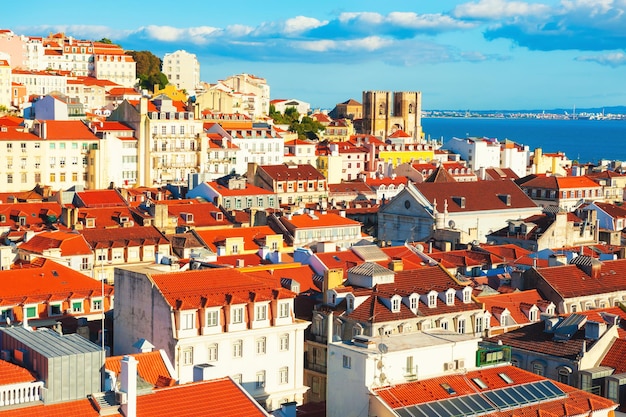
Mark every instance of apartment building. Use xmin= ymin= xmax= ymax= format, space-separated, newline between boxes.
xmin=162 ymin=50 xmax=200 ymax=93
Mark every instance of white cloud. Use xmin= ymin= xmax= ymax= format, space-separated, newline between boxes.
xmin=338 ymin=12 xmax=385 ymax=25
xmin=295 ymin=36 xmax=392 ymax=52
xmin=139 ymin=25 xmax=220 ymax=43
xmin=283 ymin=16 xmax=327 ymax=35
xmin=387 ymin=12 xmax=476 ymax=30
xmin=454 ymin=0 xmax=551 ymax=19
xmin=576 ymin=51 xmax=626 ymax=66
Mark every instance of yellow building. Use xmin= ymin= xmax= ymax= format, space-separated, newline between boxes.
xmin=323 ymin=119 xmax=354 ymax=142
xmin=377 ymin=143 xmax=435 ymax=168
xmin=152 ymin=83 xmax=188 ymax=102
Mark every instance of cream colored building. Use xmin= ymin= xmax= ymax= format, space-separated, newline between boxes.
xmin=220 ymin=73 xmax=270 ymax=119
xmin=162 ymin=50 xmax=200 ymax=94
xmin=0 ymin=59 xmax=10 ymax=109
xmin=91 ymin=42 xmax=136 ymax=88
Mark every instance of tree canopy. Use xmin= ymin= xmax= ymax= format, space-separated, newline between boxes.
xmin=126 ymin=50 xmax=169 ymax=91
xmin=269 ymin=105 xmax=325 ymax=140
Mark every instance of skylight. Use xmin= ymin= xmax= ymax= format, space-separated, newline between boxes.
xmin=472 ymin=378 xmax=488 ymax=389
xmin=498 ymin=373 xmax=514 ymax=384
xmin=441 ymin=383 xmax=456 ymax=395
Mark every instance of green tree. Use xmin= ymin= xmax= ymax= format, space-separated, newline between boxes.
xmin=98 ymin=38 xmax=114 ymax=44
xmin=269 ymin=106 xmax=325 ymax=139
xmin=126 ymin=50 xmax=169 ymax=91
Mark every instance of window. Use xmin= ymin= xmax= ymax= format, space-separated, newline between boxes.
xmin=446 ymin=292 xmax=454 ymax=305
xmin=72 ymin=301 xmax=83 ymax=312
xmin=208 ymin=344 xmax=218 ymax=362
xmin=232 ymin=340 xmax=243 ymax=358
xmin=440 ymin=320 xmax=448 ymax=330
xmin=181 ymin=312 xmax=195 ymax=330
xmin=279 ymin=367 xmax=289 ymax=384
xmin=532 ymin=362 xmax=545 ymax=376
xmin=557 ymin=368 xmax=570 ymax=384
xmin=475 ymin=316 xmax=483 ymax=333
xmin=391 ymin=297 xmax=400 ymax=312
xmin=410 ymin=296 xmax=418 ymax=311
xmin=182 ymin=347 xmax=193 ymax=365
xmin=81 ymin=257 xmax=90 ymax=271
xmin=279 ymin=302 xmax=290 ymax=318
xmin=207 ymin=310 xmax=218 ymax=327
xmin=256 ymin=371 xmax=266 ymax=388
xmin=232 ymin=307 xmax=243 ymax=324
xmin=280 ymin=334 xmax=289 ymax=351
xmin=343 ymin=355 xmax=351 ymax=369
xmin=50 ymin=303 xmax=62 ymax=316
xmin=232 ymin=374 xmax=242 ymax=384
xmin=406 ymin=356 xmax=415 ymax=376
xmin=256 ymin=304 xmax=267 ymax=321
xmin=457 ymin=319 xmax=466 ymax=334
xmin=608 ymin=380 xmax=619 ymax=401
xmin=7 ymin=174 xmax=12 ymax=184
xmin=92 ymin=298 xmax=103 ymax=311
xmin=256 ymin=337 xmax=266 ymax=354
xmin=428 ymin=293 xmax=437 ymax=307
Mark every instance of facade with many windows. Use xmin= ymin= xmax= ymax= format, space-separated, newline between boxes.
xmin=113 ymin=265 xmax=309 ymax=411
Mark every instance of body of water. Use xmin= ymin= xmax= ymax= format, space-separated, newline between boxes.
xmin=421 ymin=117 xmax=626 ymax=164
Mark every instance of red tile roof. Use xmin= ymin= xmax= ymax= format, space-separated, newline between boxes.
xmin=205 ymin=181 xmax=275 ymax=196
xmin=0 ymin=258 xmax=113 ymax=307
xmin=535 ymin=258 xmax=626 ymax=298
xmin=477 ymin=289 xmax=547 ymax=327
xmin=37 ymin=120 xmax=99 ymax=140
xmin=0 ymin=359 xmax=36 ymax=385
xmin=105 ymin=351 xmax=175 ymax=387
xmin=0 ymin=398 xmax=111 ymax=417
xmin=374 ymin=365 xmax=616 ymax=415
xmin=18 ymin=231 xmax=93 ymax=256
xmin=280 ymin=212 xmax=360 ymax=229
xmin=414 ymin=180 xmax=537 ymax=213
xmin=148 ymin=268 xmax=296 ymax=310
xmin=75 ymin=189 xmax=127 ymax=208
xmin=136 ymin=377 xmax=269 ymax=417
xmin=601 ymin=338 xmax=626 ymax=373
xmin=195 ymin=226 xmax=283 ymax=252
xmin=259 ymin=164 xmax=325 ymax=181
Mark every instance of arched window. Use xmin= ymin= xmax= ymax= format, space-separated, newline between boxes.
xmin=408 ymin=103 xmax=414 ymax=114
xmin=379 ymin=102 xmax=385 ymax=115
xmin=557 ymin=367 xmax=572 ymax=385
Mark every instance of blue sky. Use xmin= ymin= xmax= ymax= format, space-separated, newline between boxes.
xmin=3 ymin=0 xmax=626 ymax=110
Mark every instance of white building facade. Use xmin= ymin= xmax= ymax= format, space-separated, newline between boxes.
xmin=162 ymin=50 xmax=200 ymax=93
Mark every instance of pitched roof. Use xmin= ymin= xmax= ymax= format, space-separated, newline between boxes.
xmin=259 ymin=164 xmax=325 ymax=181
xmin=413 ymin=180 xmax=537 ymax=213
xmin=75 ymin=189 xmax=127 ymax=208
xmin=37 ymin=120 xmax=99 ymax=140
xmin=147 ymin=267 xmax=296 ymax=310
xmin=374 ymin=365 xmax=616 ymax=416
xmin=135 ymin=377 xmax=269 ymax=417
xmin=0 ymin=359 xmax=36 ymax=385
xmin=0 ymin=398 xmax=111 ymax=417
xmin=105 ymin=351 xmax=175 ymax=388
xmin=0 ymin=258 xmax=113 ymax=306
xmin=534 ymin=258 xmax=626 ymax=298
xmin=18 ymin=231 xmax=92 ymax=256
xmin=477 ymin=289 xmax=547 ymax=327
xmin=195 ymin=226 xmax=282 ymax=252
xmin=205 ymin=181 xmax=275 ymax=196
xmin=280 ymin=212 xmax=361 ymax=229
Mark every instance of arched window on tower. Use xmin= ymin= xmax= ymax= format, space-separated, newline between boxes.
xmin=379 ymin=102 xmax=385 ymax=115
xmin=409 ymin=103 xmax=414 ymax=114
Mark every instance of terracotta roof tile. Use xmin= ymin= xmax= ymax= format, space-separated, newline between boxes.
xmin=18 ymin=231 xmax=92 ymax=256
xmin=0 ymin=359 xmax=36 ymax=385
xmin=105 ymin=351 xmax=175 ymax=387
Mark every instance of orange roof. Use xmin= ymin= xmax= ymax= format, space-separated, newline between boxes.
xmin=0 ymin=360 xmax=36 ymax=385
xmin=136 ymin=377 xmax=268 ymax=417
xmin=477 ymin=289 xmax=547 ymax=327
xmin=195 ymin=226 xmax=282 ymax=252
xmin=148 ymin=268 xmax=295 ymax=310
xmin=105 ymin=351 xmax=175 ymax=388
xmin=374 ymin=364 xmax=616 ymax=415
xmin=205 ymin=181 xmax=275 ymax=197
xmin=0 ymin=258 xmax=113 ymax=305
xmin=18 ymin=231 xmax=92 ymax=256
xmin=75 ymin=189 xmax=127 ymax=208
xmin=0 ymin=398 xmax=113 ymax=417
xmin=38 ymin=120 xmax=99 ymax=140
xmin=281 ymin=212 xmax=360 ymax=229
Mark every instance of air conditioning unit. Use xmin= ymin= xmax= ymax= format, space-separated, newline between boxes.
xmin=443 ymin=361 xmax=456 ymax=371
xmin=116 ymin=391 xmax=127 ymax=404
xmin=456 ymin=359 xmax=465 ymax=369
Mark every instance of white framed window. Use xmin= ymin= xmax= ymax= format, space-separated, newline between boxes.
xmin=343 ymin=355 xmax=351 ymax=369
xmin=232 ymin=340 xmax=243 ymax=358
xmin=91 ymin=298 xmax=103 ymax=311
xmin=232 ymin=374 xmax=242 ymax=384
xmin=280 ymin=334 xmax=289 ymax=351
xmin=256 ymin=337 xmax=266 ymax=355
xmin=279 ymin=367 xmax=289 ymax=384
xmin=232 ymin=307 xmax=244 ymax=323
xmin=410 ymin=295 xmax=418 ymax=311
xmin=182 ymin=347 xmax=193 ymax=365
xmin=181 ymin=312 xmax=195 ymax=330
xmin=475 ymin=316 xmax=483 ymax=333
xmin=391 ymin=296 xmax=401 ymax=313
xmin=207 ymin=310 xmax=219 ymax=327
xmin=72 ymin=300 xmax=83 ymax=313
xmin=256 ymin=304 xmax=267 ymax=321
xmin=457 ymin=319 xmax=466 ymax=334
xmin=49 ymin=303 xmax=62 ymax=316
xmin=446 ymin=291 xmax=454 ymax=305
xmin=256 ymin=370 xmax=266 ymax=388
xmin=428 ymin=293 xmax=437 ymax=308
xmin=208 ymin=344 xmax=218 ymax=362
xmin=279 ymin=302 xmax=290 ymax=318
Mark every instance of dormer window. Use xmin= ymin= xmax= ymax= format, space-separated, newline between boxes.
xmin=391 ymin=295 xmax=402 ymax=313
xmin=445 ymin=289 xmax=455 ymax=306
xmin=207 ymin=310 xmax=219 ymax=327
xmin=346 ymin=294 xmax=354 ymax=312
xmin=462 ymin=287 xmax=472 ymax=303
xmin=181 ymin=311 xmax=195 ymax=330
xmin=255 ymin=304 xmax=267 ymax=321
xmin=428 ymin=292 xmax=437 ymax=308
xmin=409 ymin=294 xmax=419 ymax=313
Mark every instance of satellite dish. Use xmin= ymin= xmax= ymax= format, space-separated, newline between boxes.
xmin=415 ymin=244 xmax=425 ymax=252
xmin=448 ymin=220 xmax=456 ymax=228
xmin=378 ymin=343 xmax=388 ymax=354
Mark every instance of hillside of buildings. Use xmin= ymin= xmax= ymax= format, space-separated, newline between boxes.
xmin=1 ymin=28 xmax=626 ymax=417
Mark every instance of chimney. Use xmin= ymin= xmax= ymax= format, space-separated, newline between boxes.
xmin=120 ymin=355 xmax=137 ymax=417
xmin=388 ymin=258 xmax=403 ymax=272
xmin=277 ymin=402 xmax=297 ymax=417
